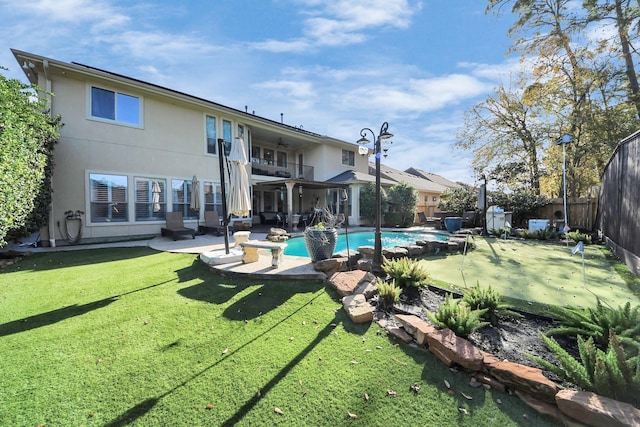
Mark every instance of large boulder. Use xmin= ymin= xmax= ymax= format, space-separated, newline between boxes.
xmin=342 ymin=294 xmax=374 ymax=323
xmin=489 ymin=361 xmax=560 ymax=402
xmin=555 ymin=390 xmax=640 ymax=427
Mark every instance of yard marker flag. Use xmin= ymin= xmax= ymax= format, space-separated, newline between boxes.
xmin=571 ymin=241 xmax=584 ymax=255
xmin=571 ymin=241 xmax=587 ymax=289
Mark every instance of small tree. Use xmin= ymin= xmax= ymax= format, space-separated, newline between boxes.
xmin=438 ymin=185 xmax=477 ymax=214
xmin=385 ymin=182 xmax=418 ymax=227
xmin=0 ymin=69 xmax=60 ymax=245
xmin=359 ymin=182 xmax=388 ymax=226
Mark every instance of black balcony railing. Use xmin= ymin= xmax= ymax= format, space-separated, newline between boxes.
xmin=251 ymin=158 xmax=314 ymax=180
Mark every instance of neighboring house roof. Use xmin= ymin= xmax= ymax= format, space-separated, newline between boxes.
xmin=404 ymin=167 xmax=462 ymax=189
xmin=326 ymin=170 xmax=395 ymax=186
xmin=369 ymin=163 xmax=447 ymax=193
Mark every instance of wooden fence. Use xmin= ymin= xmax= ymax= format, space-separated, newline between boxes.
xmin=598 ymin=131 xmax=640 ymax=277
xmin=536 ymin=198 xmax=598 ymax=231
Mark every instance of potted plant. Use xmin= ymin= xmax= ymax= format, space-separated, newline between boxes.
xmin=303 ymin=208 xmax=339 ymax=262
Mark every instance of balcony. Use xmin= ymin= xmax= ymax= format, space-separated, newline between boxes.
xmin=251 ymin=158 xmax=314 ymax=181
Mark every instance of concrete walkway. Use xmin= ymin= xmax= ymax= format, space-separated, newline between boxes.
xmin=4 ymin=230 xmax=326 ymax=281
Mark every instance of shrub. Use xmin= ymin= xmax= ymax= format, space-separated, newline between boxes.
xmin=427 ymin=293 xmax=489 ymax=338
xmin=377 ymin=279 xmax=401 ymax=310
xmin=518 ymin=229 xmax=559 ymax=240
xmin=488 ymin=227 xmax=511 ymax=238
xmin=462 ymin=282 xmax=521 ymax=325
xmin=382 ymin=257 xmax=431 ymax=288
xmin=546 ymin=299 xmax=640 ymax=354
xmin=565 ymin=230 xmax=592 ymax=244
xmin=529 ymin=333 xmax=640 ymax=405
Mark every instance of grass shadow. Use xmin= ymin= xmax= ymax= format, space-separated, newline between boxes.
xmin=104 ymin=398 xmax=159 ymax=427
xmin=177 ymin=259 xmax=325 ymax=320
xmin=0 ymin=297 xmax=117 ymax=337
xmin=220 ymin=315 xmax=338 ymax=426
xmin=0 ymin=278 xmax=177 ymax=337
xmin=222 ymin=280 xmax=324 ymax=320
xmin=8 ymin=247 xmax=159 ymax=272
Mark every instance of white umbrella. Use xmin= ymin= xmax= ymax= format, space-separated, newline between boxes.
xmin=190 ymin=175 xmax=200 ymax=213
xmin=226 ymin=138 xmax=251 ymax=217
xmin=152 ymin=181 xmax=161 ymax=212
xmin=191 ymin=175 xmax=201 ymax=231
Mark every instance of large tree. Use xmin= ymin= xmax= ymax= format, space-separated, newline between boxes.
xmin=472 ymin=0 xmax=640 ymax=197
xmin=457 ymin=82 xmax=546 ymax=194
xmin=0 ymin=69 xmax=60 ymax=246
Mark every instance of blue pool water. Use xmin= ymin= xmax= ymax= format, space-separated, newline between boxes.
xmin=283 ymin=230 xmax=448 ymax=257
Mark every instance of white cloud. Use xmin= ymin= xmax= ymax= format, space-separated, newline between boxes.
xmin=249 ymin=39 xmax=312 ymax=53
xmin=251 ymin=0 xmax=421 ymax=52
xmin=100 ymin=31 xmax=222 ymax=63
xmin=8 ymin=0 xmax=129 ymax=29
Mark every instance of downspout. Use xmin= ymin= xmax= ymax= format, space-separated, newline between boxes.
xmin=43 ymin=59 xmax=56 ymax=247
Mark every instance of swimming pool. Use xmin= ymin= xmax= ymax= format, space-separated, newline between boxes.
xmin=283 ymin=230 xmax=448 ymax=257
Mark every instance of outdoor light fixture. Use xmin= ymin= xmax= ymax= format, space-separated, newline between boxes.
xmin=479 ymin=173 xmax=489 ymax=236
xmin=357 ymin=121 xmax=393 ymax=274
xmin=556 ymin=134 xmax=573 ymax=235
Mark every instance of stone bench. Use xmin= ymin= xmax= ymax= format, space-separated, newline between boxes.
xmin=239 ymin=241 xmax=287 ymax=267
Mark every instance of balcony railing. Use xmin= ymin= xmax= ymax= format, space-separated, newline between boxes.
xmin=251 ymin=158 xmax=314 ymax=181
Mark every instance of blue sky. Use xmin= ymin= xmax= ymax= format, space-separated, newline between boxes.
xmin=0 ymin=0 xmax=519 ymax=184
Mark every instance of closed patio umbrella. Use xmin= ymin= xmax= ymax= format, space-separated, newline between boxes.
xmin=152 ymin=180 xmax=161 ymax=213
xmin=191 ymin=175 xmax=201 ymax=230
xmin=226 ymin=138 xmax=251 ymax=217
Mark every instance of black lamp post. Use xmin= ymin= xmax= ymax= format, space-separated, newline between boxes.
xmin=556 ymin=134 xmax=572 ymax=233
xmin=357 ymin=122 xmax=393 ymax=275
xmin=217 ymin=138 xmax=230 ymax=254
xmin=480 ymin=173 xmax=488 ymax=237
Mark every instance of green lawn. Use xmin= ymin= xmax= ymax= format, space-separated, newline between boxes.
xmin=0 ymin=247 xmax=561 ymax=426
xmin=424 ymin=237 xmax=640 ymax=312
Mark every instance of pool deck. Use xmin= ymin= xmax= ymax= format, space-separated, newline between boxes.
xmin=4 ymin=225 xmax=440 ymax=281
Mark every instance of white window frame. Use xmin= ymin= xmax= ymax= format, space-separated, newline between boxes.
xmin=134 ymin=177 xmax=166 ymax=221
xmin=87 ymin=84 xmax=143 ymax=128
xmin=342 ymin=149 xmax=355 ymax=166
xmin=88 ymin=173 xmax=129 ymax=223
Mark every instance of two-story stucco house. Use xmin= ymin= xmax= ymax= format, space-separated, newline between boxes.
xmin=13 ymin=49 xmax=389 ymax=247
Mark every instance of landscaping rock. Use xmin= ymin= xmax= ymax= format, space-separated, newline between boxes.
xmin=357 ymin=246 xmax=375 ymax=258
xmin=355 ymin=258 xmax=372 ymax=271
xmin=425 ymin=328 xmax=484 ymax=371
xmin=328 ymin=270 xmax=370 ymax=296
xmin=353 ymin=274 xmax=378 ymax=299
xmin=489 ymin=361 xmax=560 ymax=402
xmin=555 ymin=389 xmax=640 ymax=427
xmin=266 ymin=227 xmax=290 ymax=242
xmin=447 ymin=241 xmax=460 ymax=251
xmin=401 ymin=244 xmax=424 ymax=256
xmin=382 ymin=246 xmax=408 ymax=258
xmin=393 ymin=314 xmax=437 ymax=346
xmin=515 ymin=390 xmax=567 ymax=425
xmin=387 ymin=326 xmax=414 ymax=343
xmin=314 ymin=257 xmax=346 ymax=275
xmin=475 ymin=373 xmax=506 ymax=393
xmin=342 ymin=294 xmax=374 ymax=323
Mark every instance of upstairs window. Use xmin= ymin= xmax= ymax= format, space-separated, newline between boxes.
xmin=342 ymin=149 xmax=355 ymax=166
xmin=206 ymin=115 xmax=217 ymax=154
xmin=90 ymin=86 xmax=140 ymax=126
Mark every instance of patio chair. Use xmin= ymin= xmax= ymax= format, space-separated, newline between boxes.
xmin=161 ymin=212 xmax=196 ymax=240
xmin=462 ymin=211 xmax=477 ymax=228
xmin=199 ymin=211 xmax=223 ymax=236
xmin=335 ymin=213 xmax=346 ymax=227
xmin=417 ymin=211 xmax=428 ymax=224
xmin=275 ymin=213 xmax=287 ymax=228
